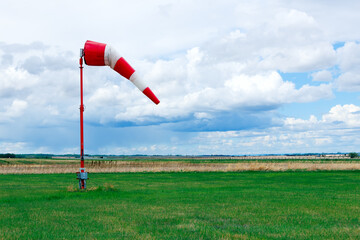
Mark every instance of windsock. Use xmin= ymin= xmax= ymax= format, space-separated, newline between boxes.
xmin=83 ymin=40 xmax=160 ymax=104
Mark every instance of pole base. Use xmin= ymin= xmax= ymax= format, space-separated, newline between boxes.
xmin=76 ymin=170 xmax=88 ymax=189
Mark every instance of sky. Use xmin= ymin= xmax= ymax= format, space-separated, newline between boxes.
xmin=0 ymin=0 xmax=360 ymax=155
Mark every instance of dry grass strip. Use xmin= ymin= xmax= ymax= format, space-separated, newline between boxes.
xmin=1 ymin=161 xmax=360 ymax=174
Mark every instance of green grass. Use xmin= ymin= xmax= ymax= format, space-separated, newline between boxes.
xmin=0 ymin=158 xmax=77 ymax=165
xmin=0 ymin=171 xmax=359 ymax=239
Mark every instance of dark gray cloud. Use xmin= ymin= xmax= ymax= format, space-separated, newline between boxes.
xmin=21 ymin=52 xmax=75 ymax=75
xmin=43 ymin=53 xmax=75 ymax=71
xmin=171 ymin=110 xmax=281 ymax=132
xmin=21 ymin=56 xmax=45 ymax=74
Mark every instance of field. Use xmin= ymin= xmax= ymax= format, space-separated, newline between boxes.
xmin=0 ymin=171 xmax=359 ymax=239
xmin=1 ymin=157 xmax=360 ymax=174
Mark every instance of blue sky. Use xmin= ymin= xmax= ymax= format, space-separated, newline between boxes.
xmin=0 ymin=0 xmax=360 ymax=155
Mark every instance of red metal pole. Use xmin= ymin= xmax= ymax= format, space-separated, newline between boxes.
xmin=79 ymin=56 xmax=85 ymax=189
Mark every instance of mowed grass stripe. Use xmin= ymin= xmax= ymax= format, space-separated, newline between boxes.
xmin=0 ymin=171 xmax=359 ymax=239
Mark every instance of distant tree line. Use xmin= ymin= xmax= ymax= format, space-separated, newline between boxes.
xmin=349 ymin=152 xmax=359 ymax=158
xmin=0 ymin=153 xmax=16 ymax=158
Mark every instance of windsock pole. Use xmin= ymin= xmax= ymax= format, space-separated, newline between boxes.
xmin=75 ymin=40 xmax=159 ymax=189
xmin=77 ymin=49 xmax=88 ymax=189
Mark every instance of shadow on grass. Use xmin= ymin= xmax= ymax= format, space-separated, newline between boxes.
xmin=66 ymin=183 xmax=118 ymax=192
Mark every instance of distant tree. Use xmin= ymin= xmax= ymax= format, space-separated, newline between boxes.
xmin=0 ymin=153 xmax=16 ymax=158
xmin=349 ymin=152 xmax=359 ymax=158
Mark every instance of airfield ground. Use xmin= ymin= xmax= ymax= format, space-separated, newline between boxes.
xmin=0 ymin=171 xmax=359 ymax=239
xmin=1 ymin=157 xmax=359 ymax=239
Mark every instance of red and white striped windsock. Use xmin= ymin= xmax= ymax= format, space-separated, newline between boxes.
xmin=83 ymin=40 xmax=160 ymax=105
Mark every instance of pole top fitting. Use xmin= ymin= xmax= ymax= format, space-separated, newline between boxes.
xmin=80 ymin=48 xmax=84 ymax=58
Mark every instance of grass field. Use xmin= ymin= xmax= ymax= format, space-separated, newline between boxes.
xmin=1 ymin=158 xmax=360 ymax=174
xmin=2 ymin=157 xmax=360 ymax=165
xmin=0 ymin=171 xmax=359 ymax=239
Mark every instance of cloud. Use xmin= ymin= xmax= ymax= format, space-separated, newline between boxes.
xmin=20 ymin=51 xmax=75 ymax=75
xmin=335 ymin=72 xmax=360 ymax=92
xmin=322 ymin=104 xmax=360 ymax=127
xmin=336 ymin=42 xmax=360 ymax=72
xmin=112 ymin=59 xmax=332 ymax=129
xmin=171 ymin=110 xmax=280 ymax=132
xmin=312 ymin=70 xmax=332 ymax=81
xmin=1 ymin=53 xmax=13 ymax=66
xmin=335 ymin=42 xmax=360 ymax=91
xmin=0 ymin=99 xmax=28 ymax=122
xmin=6 ymin=99 xmax=28 ymax=117
xmin=184 ymin=104 xmax=360 ymax=155
xmin=0 ymin=41 xmax=47 ymax=54
xmin=285 ymin=104 xmax=360 ymax=129
xmin=0 ymin=1 xmax=360 ymax=154
xmin=0 ymin=66 xmax=39 ymax=98
xmin=0 ymin=141 xmax=29 ymax=153
xmin=259 ymin=43 xmax=336 ymax=72
xmin=0 ymin=7 xmax=336 ymax=135
xmin=21 ymin=56 xmax=45 ymax=74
